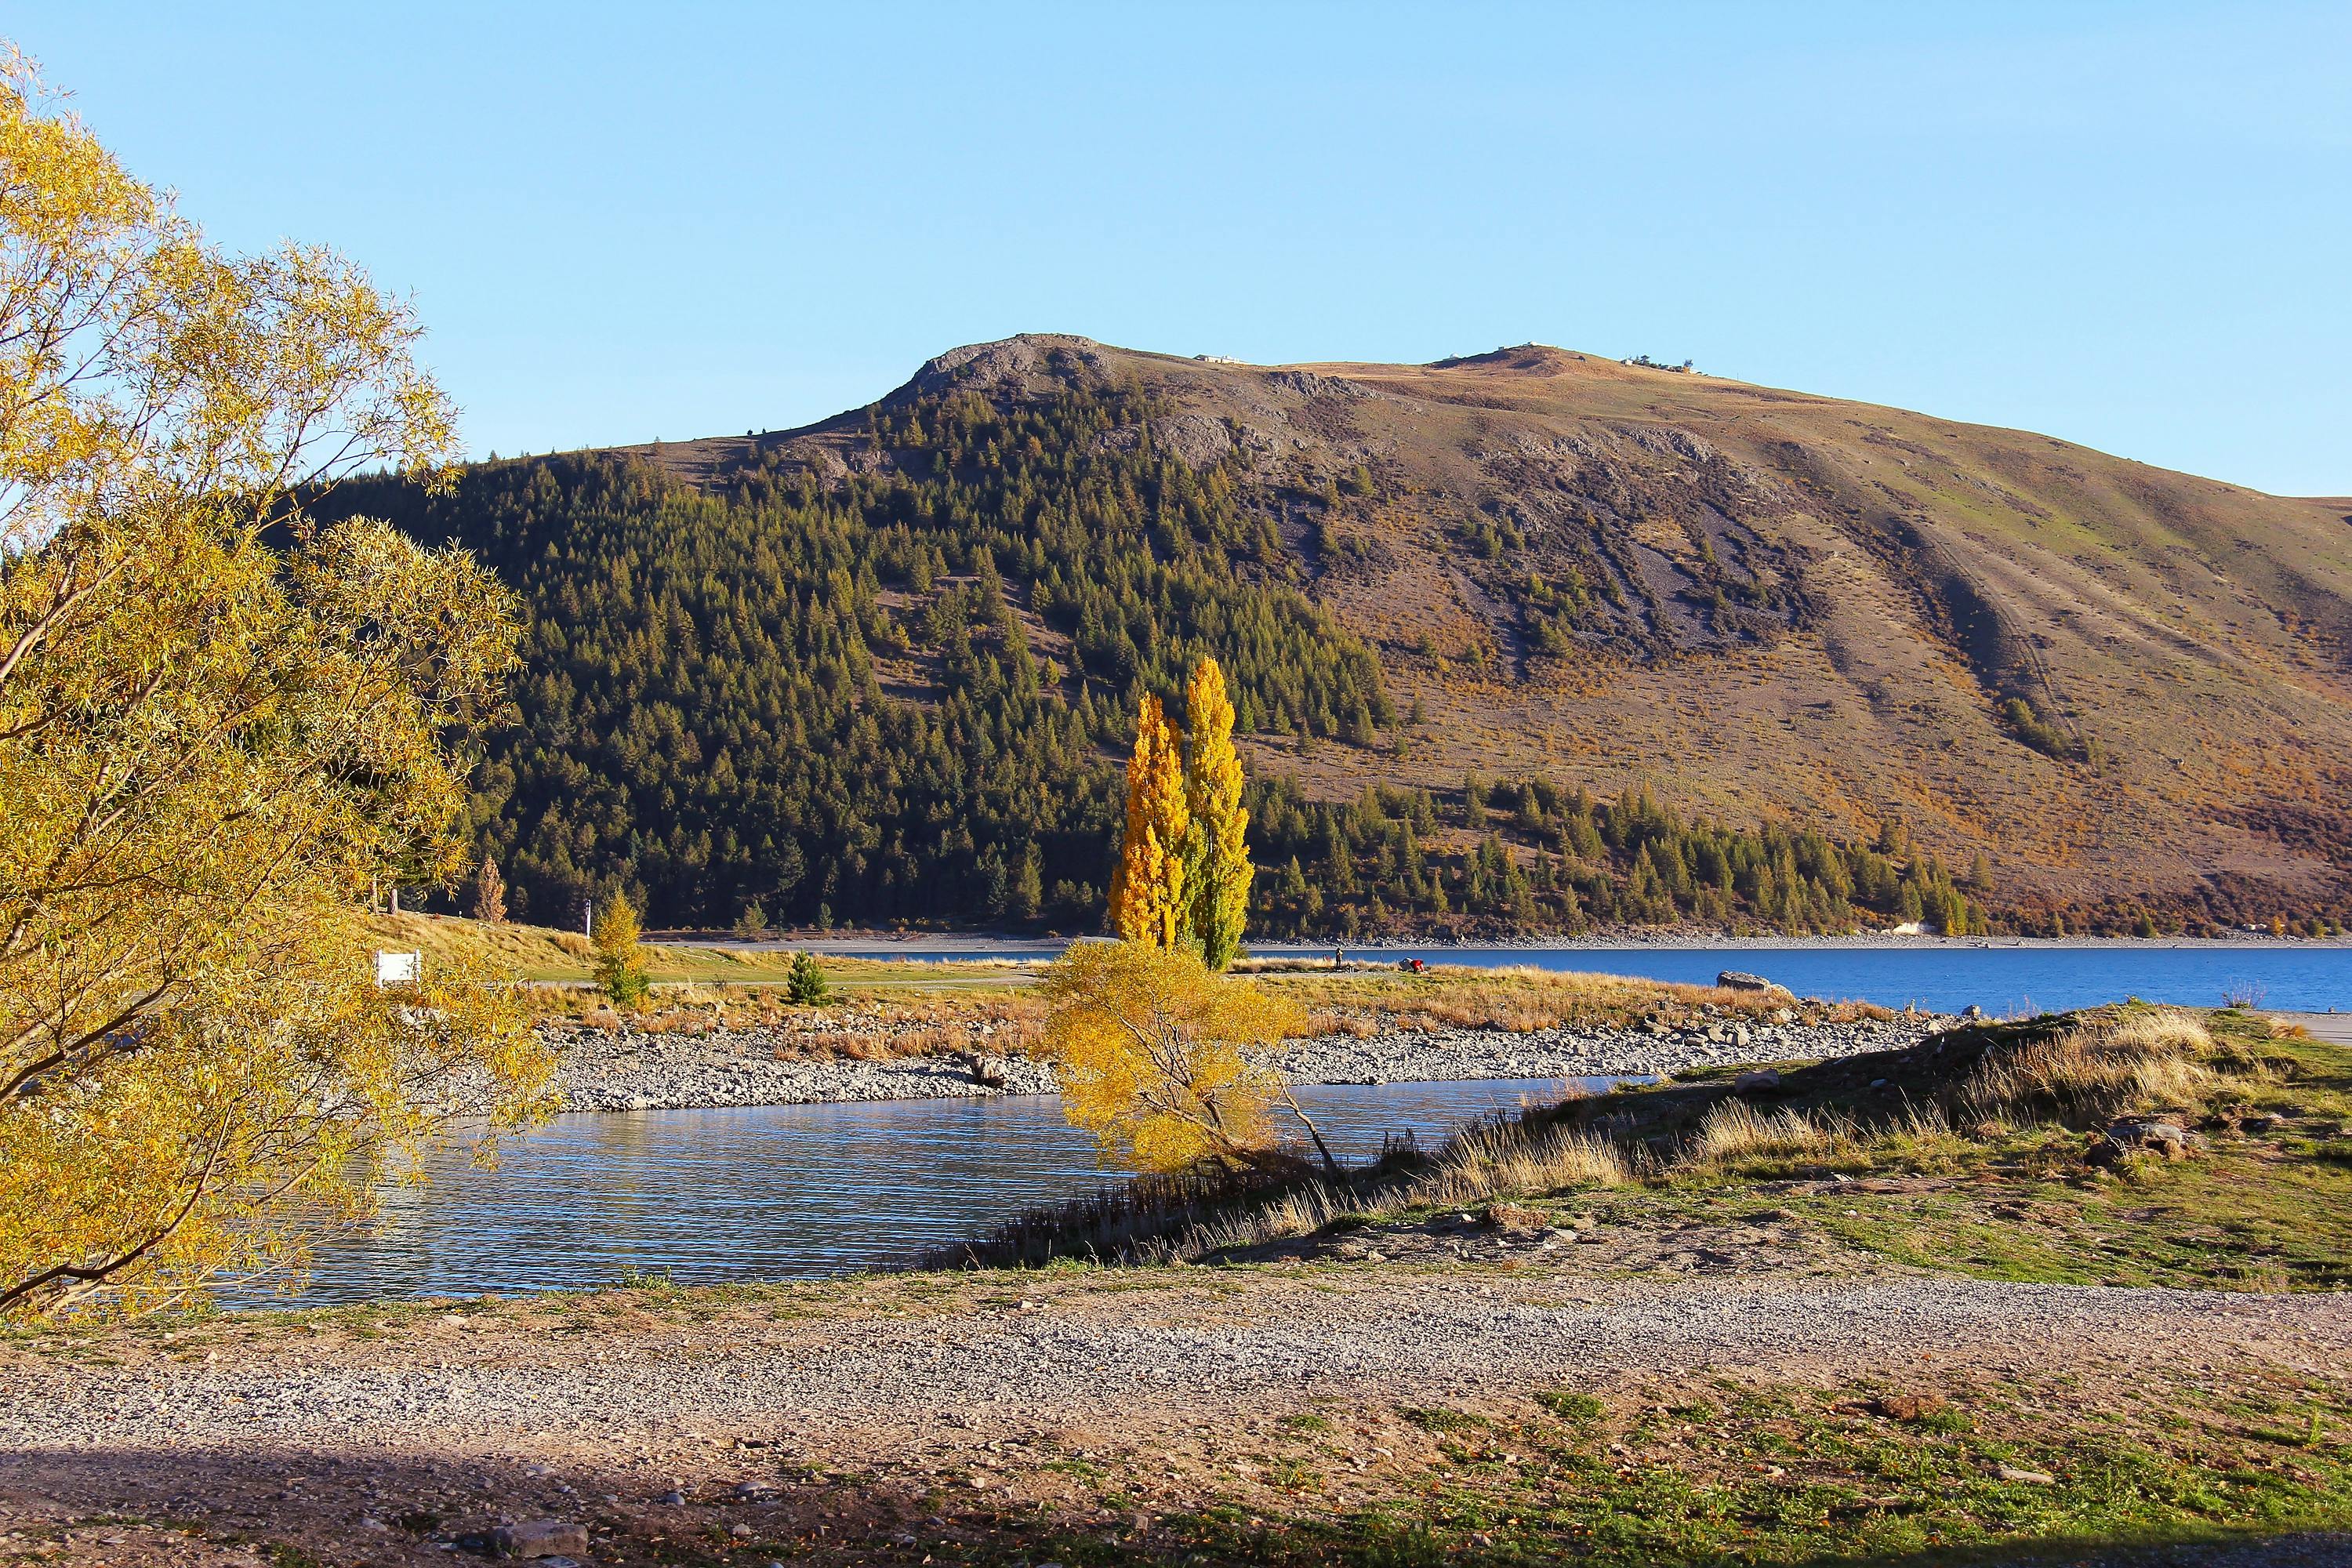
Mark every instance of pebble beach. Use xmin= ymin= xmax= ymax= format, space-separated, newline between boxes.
xmin=545 ymin=1013 xmax=1955 ymax=1112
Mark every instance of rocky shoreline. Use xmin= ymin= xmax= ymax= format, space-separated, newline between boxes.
xmin=546 ymin=1013 xmax=1955 ymax=1112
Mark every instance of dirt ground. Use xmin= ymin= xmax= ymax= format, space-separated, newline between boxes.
xmin=4 ymin=1247 xmax=2349 ymax=1567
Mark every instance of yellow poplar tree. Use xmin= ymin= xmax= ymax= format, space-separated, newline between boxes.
xmin=1109 ymin=695 xmax=1189 ymax=949
xmin=1182 ymin=657 xmax=1252 ymax=971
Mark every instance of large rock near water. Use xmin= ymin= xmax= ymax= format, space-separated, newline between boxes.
xmin=1716 ymin=971 xmax=1791 ymax=996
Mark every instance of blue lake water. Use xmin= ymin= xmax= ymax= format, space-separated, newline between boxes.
xmin=1305 ymin=944 xmax=2352 ymax=1016
xmin=255 ymin=1076 xmax=1610 ymax=1308
xmin=283 ymin=941 xmax=2350 ymax=1309
xmin=746 ymin=938 xmax=2352 ymax=1016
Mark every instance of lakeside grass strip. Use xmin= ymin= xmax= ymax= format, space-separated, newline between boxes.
xmin=935 ymin=1004 xmax=2352 ymax=1286
xmin=1037 ymin=1373 xmax=2352 ymax=1568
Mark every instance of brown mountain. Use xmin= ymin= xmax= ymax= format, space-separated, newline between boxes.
xmin=610 ymin=334 xmax=2352 ymax=925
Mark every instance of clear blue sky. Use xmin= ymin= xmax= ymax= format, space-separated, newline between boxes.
xmin=19 ymin=3 xmax=2350 ymax=493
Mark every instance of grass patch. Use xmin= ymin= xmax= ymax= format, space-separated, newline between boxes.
xmin=1399 ymin=1404 xmax=1492 ymax=1435
xmin=361 ymin=911 xmax=1047 ymax=1000
xmin=1536 ymin=1390 xmax=1606 ymax=1423
xmin=1253 ymin=962 xmax=1886 ymax=1035
xmin=940 ymin=1002 xmax=2352 ymax=1294
xmin=928 ymin=1368 xmax=2352 ymax=1567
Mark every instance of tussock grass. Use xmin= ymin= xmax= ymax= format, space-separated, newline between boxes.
xmin=935 ymin=1002 xmax=2338 ymax=1277
xmin=933 ymin=1099 xmax=1632 ymax=1270
xmin=1168 ymin=1122 xmax=1632 ymax=1258
xmin=1423 ymin=1120 xmax=1632 ymax=1202
xmin=1678 ymin=1099 xmax=1974 ymax=1180
xmin=1960 ymin=1006 xmax=2225 ymax=1127
xmin=1300 ymin=1008 xmax=1382 ymax=1040
xmin=1687 ymin=1100 xmax=1847 ymax=1164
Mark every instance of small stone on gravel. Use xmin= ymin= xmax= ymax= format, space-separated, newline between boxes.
xmin=488 ymin=1519 xmax=587 ymax=1559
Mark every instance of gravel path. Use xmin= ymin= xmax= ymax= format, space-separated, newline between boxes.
xmin=551 ymin=1015 xmax=1950 ymax=1111
xmin=5 ymin=1271 xmax=2343 ymax=1454
xmin=5 ymin=1268 xmax=2346 ymax=1567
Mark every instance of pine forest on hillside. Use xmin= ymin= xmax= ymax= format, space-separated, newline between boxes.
xmin=333 ymin=368 xmax=1987 ymax=939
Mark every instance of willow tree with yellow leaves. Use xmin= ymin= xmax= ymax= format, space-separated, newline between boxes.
xmin=0 ymin=49 xmax=551 ymax=1319
xmin=1036 ymin=941 xmax=1338 ymax=1175
xmin=1108 ymin=693 xmax=1189 ymax=949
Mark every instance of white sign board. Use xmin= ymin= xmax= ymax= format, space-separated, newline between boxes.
xmin=373 ymin=949 xmax=422 ymax=987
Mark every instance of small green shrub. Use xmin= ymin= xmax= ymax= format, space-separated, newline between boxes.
xmin=2000 ymin=695 xmax=2084 ymax=761
xmin=786 ymin=951 xmax=829 ymax=1005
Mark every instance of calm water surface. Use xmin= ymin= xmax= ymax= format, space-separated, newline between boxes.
xmin=268 ymin=1076 xmax=1613 ymax=1307
xmin=1334 ymin=945 xmax=2352 ymax=1015
xmin=277 ymin=943 xmax=2352 ymax=1308
xmin=755 ymin=940 xmax=2352 ymax=1015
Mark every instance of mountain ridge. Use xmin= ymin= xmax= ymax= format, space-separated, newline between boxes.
xmin=336 ymin=336 xmax=2352 ymax=935
xmin=586 ymin=333 xmax=2352 ymax=925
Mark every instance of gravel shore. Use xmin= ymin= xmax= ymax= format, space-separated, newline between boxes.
xmin=548 ymin=1014 xmax=1952 ymax=1112
xmin=1266 ymin=1014 xmax=1944 ymax=1087
xmin=6 ymin=1258 xmax=2345 ymax=1567
xmin=4 ymin=1271 xmax=2343 ymax=1454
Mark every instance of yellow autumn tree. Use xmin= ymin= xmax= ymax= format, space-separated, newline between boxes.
xmin=1036 ymin=942 xmax=1337 ymax=1174
xmin=593 ymin=891 xmax=651 ymax=1008
xmin=1181 ymin=657 xmax=1252 ymax=971
xmin=1108 ymin=694 xmax=1189 ymax=949
xmin=0 ymin=49 xmax=552 ymax=1319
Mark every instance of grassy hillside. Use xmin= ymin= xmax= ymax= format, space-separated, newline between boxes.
xmin=353 ymin=336 xmax=2352 ymax=936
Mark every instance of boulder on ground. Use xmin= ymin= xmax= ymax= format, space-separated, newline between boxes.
xmin=490 ymin=1520 xmax=590 ymax=1559
xmin=1716 ymin=971 xmax=1791 ymax=996
xmin=1733 ymin=1069 xmax=1782 ymax=1095
xmin=2088 ymin=1116 xmax=2207 ymax=1166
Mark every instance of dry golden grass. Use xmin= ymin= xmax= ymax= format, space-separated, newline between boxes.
xmin=1300 ymin=1008 xmax=1382 ymax=1040
xmin=361 ymin=911 xmax=593 ymax=980
xmin=1259 ymin=964 xmax=1878 ymax=1035
xmin=1179 ymin=1125 xmax=1632 ymax=1254
xmin=1417 ymin=1122 xmax=1632 ymax=1203
xmin=1178 ymin=1118 xmax=1628 ymax=1253
xmin=1687 ymin=1100 xmax=1846 ymax=1164
xmin=1961 ymin=1007 xmax=2232 ymax=1127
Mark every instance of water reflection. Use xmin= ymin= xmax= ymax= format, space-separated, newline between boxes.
xmin=260 ymin=1077 xmax=1621 ymax=1307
